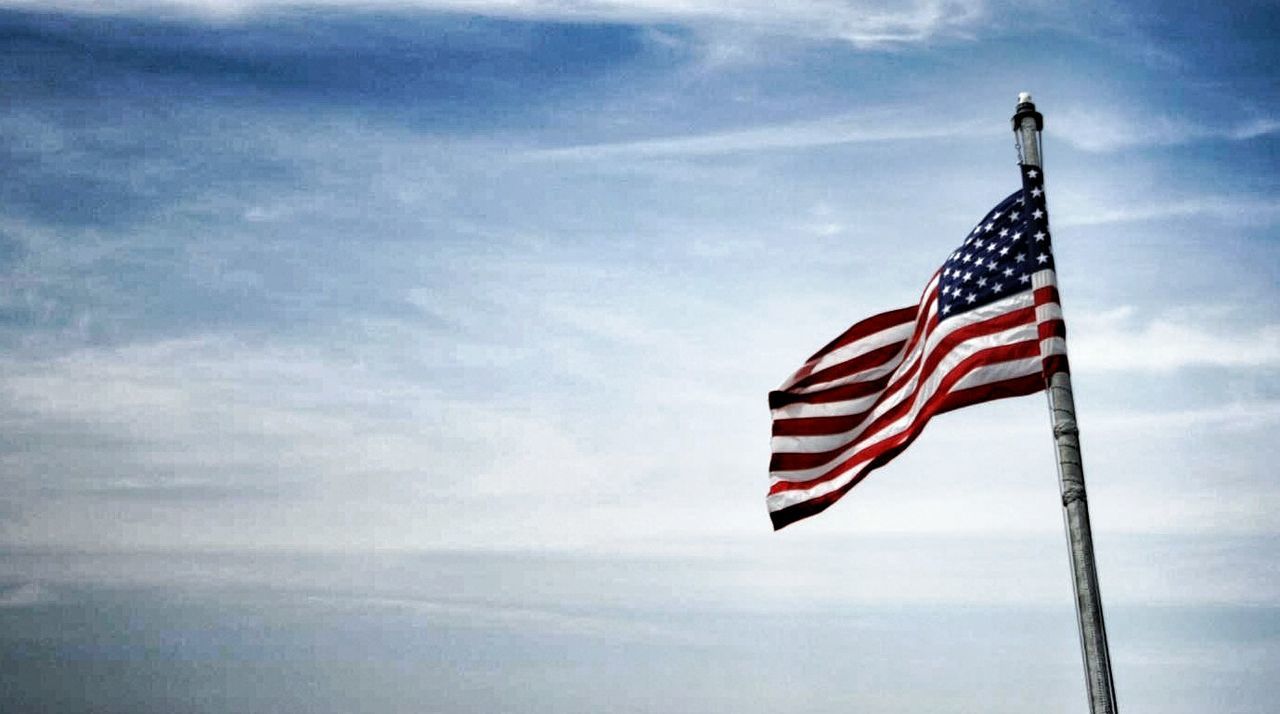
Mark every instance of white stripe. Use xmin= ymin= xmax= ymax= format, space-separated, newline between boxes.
xmin=786 ymin=345 xmax=911 ymax=395
xmin=780 ymin=321 xmax=916 ymax=391
xmin=1030 ymin=268 xmax=1057 ymax=290
xmin=1035 ymin=303 xmax=1062 ymax=323
xmin=775 ymin=288 xmax=1033 ymax=419
xmin=770 ymin=320 xmax=1040 ymax=456
xmin=786 ymin=306 xmax=930 ymax=396
xmin=949 ymin=354 xmax=1043 ymax=390
xmin=767 ymin=459 xmax=862 ymax=512
xmin=861 ymin=296 xmax=1009 ymax=433
xmin=770 ymin=390 xmax=881 ymax=420
xmin=767 ymin=356 xmax=1045 ymax=512
xmin=1040 ymin=336 xmax=1067 ymax=356
xmin=785 ymin=280 xmax=942 ymax=396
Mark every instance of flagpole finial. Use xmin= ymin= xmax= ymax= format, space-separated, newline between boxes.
xmin=1013 ymin=92 xmax=1044 ymax=132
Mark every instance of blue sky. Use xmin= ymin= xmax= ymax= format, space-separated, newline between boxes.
xmin=1 ymin=1 xmax=1278 ymax=711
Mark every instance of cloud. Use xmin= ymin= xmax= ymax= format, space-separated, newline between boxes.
xmin=1053 ymin=197 xmax=1280 ymax=227
xmin=0 ymin=0 xmax=988 ymax=48
xmin=0 ymin=582 xmax=54 ymax=608
xmin=305 ymin=593 xmax=703 ymax=643
xmin=1069 ymin=307 xmax=1280 ymax=372
xmin=526 ymin=112 xmax=986 ymax=160
xmin=1052 ymin=108 xmax=1280 ymax=152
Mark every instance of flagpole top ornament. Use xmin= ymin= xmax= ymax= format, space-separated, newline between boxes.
xmin=1012 ymin=91 xmax=1044 ymax=132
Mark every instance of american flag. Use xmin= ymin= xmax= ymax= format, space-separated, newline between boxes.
xmin=767 ymin=164 xmax=1068 ymax=530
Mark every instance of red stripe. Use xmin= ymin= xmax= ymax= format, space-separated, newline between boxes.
xmin=892 ymin=305 xmax=1033 ymax=400
xmin=769 ymin=370 xmax=1046 ymax=530
xmin=893 ymin=288 xmax=940 ymax=377
xmin=1034 ymin=285 xmax=1060 ymax=305
xmin=1042 ymin=353 xmax=1070 ymax=377
xmin=769 ymin=373 xmax=895 ymax=409
xmin=803 ymin=306 xmax=917 ymax=364
xmin=1038 ymin=319 xmax=1066 ymax=340
xmin=770 ymin=291 xmax=948 ymax=409
xmin=769 ymin=307 xmax=1036 ymax=471
xmin=769 ymin=338 xmax=1042 ymax=487
xmin=788 ymin=341 xmax=907 ymax=391
xmin=846 ymin=342 xmax=1043 ymax=471
xmin=773 ymin=411 xmax=876 ymax=438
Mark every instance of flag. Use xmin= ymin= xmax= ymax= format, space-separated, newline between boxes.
xmin=767 ymin=164 xmax=1068 ymax=530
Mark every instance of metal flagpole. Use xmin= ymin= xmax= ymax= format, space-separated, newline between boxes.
xmin=1012 ymin=92 xmax=1119 ymax=714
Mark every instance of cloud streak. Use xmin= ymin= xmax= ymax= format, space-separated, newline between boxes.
xmin=1054 ymin=196 xmax=1280 ymax=227
xmin=1070 ymin=307 xmax=1280 ymax=372
xmin=526 ymin=113 xmax=987 ymax=160
xmin=1052 ymin=108 xmax=1280 ymax=152
xmin=0 ymin=0 xmax=989 ymax=48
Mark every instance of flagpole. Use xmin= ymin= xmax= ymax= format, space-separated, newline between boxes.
xmin=1013 ymin=92 xmax=1119 ymax=714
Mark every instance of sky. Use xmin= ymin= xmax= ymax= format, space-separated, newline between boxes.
xmin=0 ymin=1 xmax=1278 ymax=712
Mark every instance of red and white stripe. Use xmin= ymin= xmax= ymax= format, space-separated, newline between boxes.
xmin=767 ymin=268 xmax=1069 ymax=529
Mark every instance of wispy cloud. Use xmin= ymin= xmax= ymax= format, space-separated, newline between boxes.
xmin=1090 ymin=401 xmax=1280 ymax=434
xmin=0 ymin=582 xmax=54 ymax=608
xmin=306 ymin=593 xmax=703 ymax=643
xmin=0 ymin=0 xmax=990 ymax=48
xmin=1070 ymin=307 xmax=1280 ymax=372
xmin=527 ymin=113 xmax=986 ymax=160
xmin=1052 ymin=107 xmax=1280 ymax=152
xmin=1054 ymin=196 xmax=1280 ymax=227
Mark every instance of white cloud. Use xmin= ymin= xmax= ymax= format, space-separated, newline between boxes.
xmin=1069 ymin=307 xmax=1280 ymax=372
xmin=305 ymin=593 xmax=703 ymax=642
xmin=1052 ymin=107 xmax=1280 ymax=152
xmin=0 ymin=582 xmax=55 ymax=608
xmin=0 ymin=333 xmax=647 ymax=546
xmin=0 ymin=0 xmax=988 ymax=48
xmin=526 ymin=112 xmax=986 ymax=160
xmin=1053 ymin=196 xmax=1280 ymax=227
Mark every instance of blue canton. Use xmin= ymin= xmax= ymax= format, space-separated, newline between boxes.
xmin=937 ymin=164 xmax=1054 ymax=321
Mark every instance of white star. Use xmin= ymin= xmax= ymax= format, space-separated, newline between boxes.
xmin=1031 ymin=186 xmax=1043 ymax=198
xmin=961 ymin=253 xmax=971 ymax=263
xmin=962 ymin=271 xmax=973 ymax=282
xmin=999 ymin=246 xmax=1010 ymax=257
xmin=1016 ymin=198 xmax=1025 ymax=206
xmin=1009 ymin=211 xmax=1020 ymax=221
xmin=977 ymin=277 xmax=988 ymax=288
xmin=942 ymin=304 xmax=952 ymax=314
xmin=965 ymin=293 xmax=977 ymax=304
xmin=1019 ymin=273 xmax=1031 ymax=283
xmin=992 ymin=283 xmax=1003 ymax=293
xmin=984 ymin=222 xmax=996 ymax=232
xmin=1002 ymin=267 xmax=1014 ymax=278
xmin=1027 ymin=169 xmax=1038 ymax=178
xmin=1011 ymin=232 xmax=1021 ymax=241
xmin=1015 ymin=252 xmax=1026 ymax=262
xmin=1034 ymin=231 xmax=1047 ymax=241
xmin=986 ymin=242 xmax=998 ymax=252
xmin=1037 ymin=253 xmax=1049 ymax=264
xmin=974 ymin=239 xmax=985 ymax=250
xmin=998 ymin=228 xmax=1009 ymax=238
xmin=1032 ymin=208 xmax=1045 ymax=219
xmin=992 ymin=212 xmax=1003 ymax=220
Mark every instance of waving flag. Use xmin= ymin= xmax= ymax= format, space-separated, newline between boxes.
xmin=767 ymin=164 xmax=1068 ymax=530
